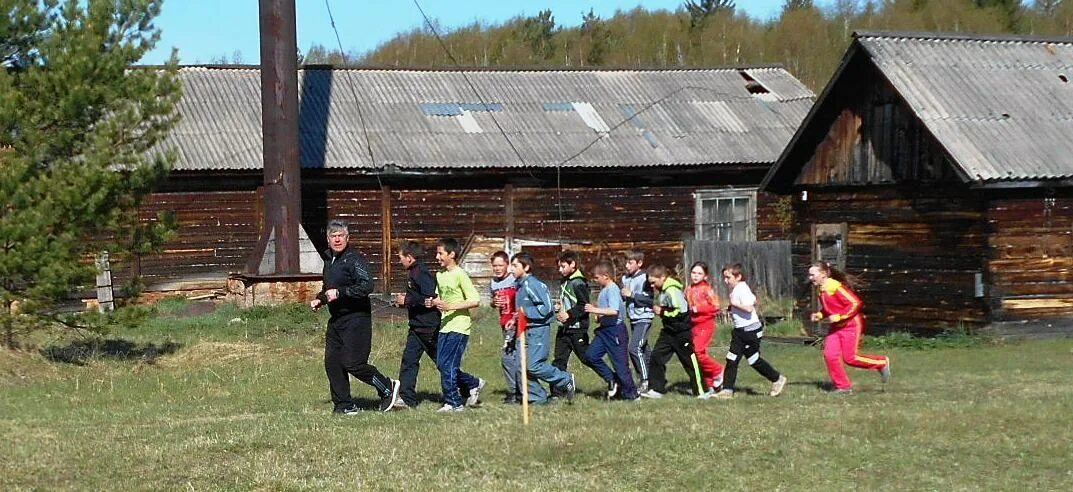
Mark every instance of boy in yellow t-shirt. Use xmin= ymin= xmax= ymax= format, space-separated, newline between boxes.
xmin=430 ymin=238 xmax=485 ymax=412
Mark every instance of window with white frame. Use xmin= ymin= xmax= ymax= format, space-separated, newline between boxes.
xmin=694 ymin=189 xmax=757 ymax=241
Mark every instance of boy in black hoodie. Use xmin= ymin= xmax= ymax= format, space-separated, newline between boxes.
xmin=392 ymin=241 xmax=442 ymax=409
xmin=552 ymin=251 xmax=595 ymax=395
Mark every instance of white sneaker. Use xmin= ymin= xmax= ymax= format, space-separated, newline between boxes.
xmin=879 ymin=360 xmax=892 ymax=384
xmin=465 ymin=378 xmax=486 ymax=407
xmin=392 ymin=397 xmax=410 ymax=410
xmin=713 ymin=373 xmax=724 ymax=391
xmin=607 ymin=381 xmax=619 ymax=399
xmin=436 ymin=404 xmax=464 ymax=413
xmin=639 ymin=389 xmax=663 ymax=399
xmin=770 ymin=375 xmax=787 ymax=397
xmin=697 ymin=387 xmax=716 ymax=400
xmin=713 ymin=389 xmax=734 ymax=400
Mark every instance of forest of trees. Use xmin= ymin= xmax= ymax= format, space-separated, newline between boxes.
xmin=304 ymin=0 xmax=1073 ymax=91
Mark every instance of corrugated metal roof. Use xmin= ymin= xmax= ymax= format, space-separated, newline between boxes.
xmin=165 ymin=66 xmax=812 ymax=171
xmin=856 ymin=32 xmax=1073 ymax=182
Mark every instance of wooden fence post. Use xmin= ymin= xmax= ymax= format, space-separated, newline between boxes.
xmin=95 ymin=252 xmax=115 ymax=313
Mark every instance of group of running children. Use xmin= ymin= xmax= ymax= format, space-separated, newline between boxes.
xmin=391 ymin=238 xmax=892 ymax=412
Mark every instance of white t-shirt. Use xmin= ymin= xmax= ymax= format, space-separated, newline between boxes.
xmin=729 ymin=282 xmax=760 ymax=330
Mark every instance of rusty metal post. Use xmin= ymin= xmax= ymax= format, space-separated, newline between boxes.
xmin=258 ymin=0 xmax=301 ymax=274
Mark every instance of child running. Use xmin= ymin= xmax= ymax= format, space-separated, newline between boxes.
xmin=583 ymin=260 xmax=639 ymax=400
xmin=510 ymin=251 xmax=577 ymax=405
xmin=639 ymin=265 xmax=702 ymax=399
xmin=808 ymin=261 xmax=891 ymax=394
xmin=714 ymin=263 xmax=786 ymax=399
xmin=686 ymin=261 xmax=724 ymax=399
xmin=490 ymin=251 xmax=521 ymax=404
xmin=430 ymin=238 xmax=485 ymax=412
xmin=620 ymin=250 xmax=655 ymax=393
xmin=392 ymin=241 xmax=441 ymax=409
xmin=552 ymin=251 xmax=594 ymax=390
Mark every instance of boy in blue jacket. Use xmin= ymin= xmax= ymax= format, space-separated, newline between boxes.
xmin=508 ymin=251 xmax=576 ymax=404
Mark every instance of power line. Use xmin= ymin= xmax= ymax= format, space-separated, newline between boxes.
xmin=324 ymin=0 xmax=378 ymax=180
xmin=411 ymin=0 xmax=529 ymax=169
xmin=357 ymin=0 xmax=760 ymax=246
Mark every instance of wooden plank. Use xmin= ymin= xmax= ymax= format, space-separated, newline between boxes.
xmin=381 ymin=185 xmax=392 ymax=294
xmin=505 ymin=184 xmax=514 ymax=253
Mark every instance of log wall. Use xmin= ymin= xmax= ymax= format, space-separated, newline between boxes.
xmin=111 ymin=191 xmax=260 ymax=289
xmin=119 ymin=183 xmax=785 ymax=299
xmin=791 ymin=186 xmax=990 ymax=334
xmin=988 ymin=194 xmax=1073 ymax=320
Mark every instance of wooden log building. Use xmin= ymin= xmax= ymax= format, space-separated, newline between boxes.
xmin=125 ymin=65 xmax=813 ymax=301
xmin=762 ymin=32 xmax=1073 ymax=336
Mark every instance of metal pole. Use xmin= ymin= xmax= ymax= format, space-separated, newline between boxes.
xmin=258 ymin=0 xmax=301 ymax=274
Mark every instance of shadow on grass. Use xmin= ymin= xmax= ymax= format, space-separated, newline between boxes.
xmin=322 ymin=390 xmax=445 ymax=412
xmin=41 ymin=339 xmax=182 ymax=366
xmin=789 ymin=379 xmax=834 ymax=391
xmin=704 ymin=380 xmax=834 ymax=395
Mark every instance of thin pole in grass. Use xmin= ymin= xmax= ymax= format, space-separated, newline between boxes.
xmin=519 ymin=313 xmax=529 ymax=425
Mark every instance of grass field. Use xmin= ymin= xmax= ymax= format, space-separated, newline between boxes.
xmin=2 ymin=299 xmax=1072 ymax=490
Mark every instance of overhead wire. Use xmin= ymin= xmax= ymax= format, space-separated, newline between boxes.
xmin=324 ymin=0 xmax=380 ymax=189
xmin=381 ymin=0 xmax=763 ymax=247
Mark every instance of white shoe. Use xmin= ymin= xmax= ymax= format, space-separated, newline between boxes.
xmin=436 ymin=404 xmax=464 ymax=413
xmin=465 ymin=378 xmax=486 ymax=407
xmin=713 ymin=373 xmax=724 ymax=391
xmin=770 ymin=375 xmax=787 ymax=397
xmin=607 ymin=381 xmax=619 ymax=399
xmin=713 ymin=389 xmax=734 ymax=400
xmin=392 ymin=397 xmax=409 ymax=410
xmin=639 ymin=389 xmax=663 ymax=399
xmin=697 ymin=387 xmax=716 ymax=400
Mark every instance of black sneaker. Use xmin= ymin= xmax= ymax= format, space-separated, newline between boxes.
xmin=502 ymin=393 xmax=521 ymax=405
xmin=607 ymin=381 xmax=619 ymax=399
xmin=333 ymin=403 xmax=361 ymax=415
xmin=379 ymin=379 xmax=401 ymax=412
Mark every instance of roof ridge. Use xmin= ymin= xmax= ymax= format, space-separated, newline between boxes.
xmin=159 ymin=63 xmax=789 ymax=72
xmin=854 ymin=30 xmax=1073 ymax=45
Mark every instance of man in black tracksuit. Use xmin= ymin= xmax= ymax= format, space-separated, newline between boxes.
xmin=312 ymin=220 xmax=400 ymax=414
xmin=552 ymin=251 xmax=595 ymax=395
xmin=393 ymin=241 xmax=442 ymax=409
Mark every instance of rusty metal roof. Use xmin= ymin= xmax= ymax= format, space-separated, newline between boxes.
xmin=164 ymin=66 xmax=812 ymax=172
xmin=857 ymin=32 xmax=1073 ymax=183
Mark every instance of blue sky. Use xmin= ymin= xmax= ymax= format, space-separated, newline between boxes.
xmin=142 ymin=0 xmax=785 ymax=65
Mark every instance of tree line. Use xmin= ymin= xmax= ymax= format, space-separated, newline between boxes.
xmin=305 ymin=0 xmax=1073 ymax=91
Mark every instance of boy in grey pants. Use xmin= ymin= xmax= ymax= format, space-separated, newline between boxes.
xmin=620 ymin=250 xmax=656 ymax=393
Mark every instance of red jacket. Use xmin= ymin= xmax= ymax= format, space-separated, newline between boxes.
xmin=686 ymin=281 xmax=720 ymax=326
xmin=816 ymin=278 xmax=863 ymax=330
xmin=490 ymin=274 xmax=518 ymax=328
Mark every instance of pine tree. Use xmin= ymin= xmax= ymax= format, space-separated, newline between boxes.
xmin=684 ymin=0 xmax=736 ymax=29
xmin=521 ymin=9 xmax=556 ymax=61
xmin=0 ymin=0 xmax=180 ymax=348
xmin=580 ymin=9 xmax=611 ymax=65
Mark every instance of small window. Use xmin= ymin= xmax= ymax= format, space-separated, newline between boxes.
xmin=695 ymin=189 xmax=756 ymax=241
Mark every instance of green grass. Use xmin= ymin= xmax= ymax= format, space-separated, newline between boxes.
xmin=3 ymin=302 xmax=1073 ymax=490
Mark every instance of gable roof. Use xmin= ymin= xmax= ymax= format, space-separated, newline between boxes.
xmin=164 ymin=66 xmax=813 ymax=172
xmin=763 ymin=31 xmax=1073 ymax=191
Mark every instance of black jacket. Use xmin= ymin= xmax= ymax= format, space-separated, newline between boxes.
xmin=559 ymin=272 xmax=591 ymax=333
xmin=403 ymin=262 xmax=441 ymax=332
xmin=317 ymin=247 xmax=373 ymax=319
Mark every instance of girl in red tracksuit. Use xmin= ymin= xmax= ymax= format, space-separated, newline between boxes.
xmin=686 ymin=261 xmax=724 ymax=398
xmin=808 ymin=261 xmax=891 ymax=393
